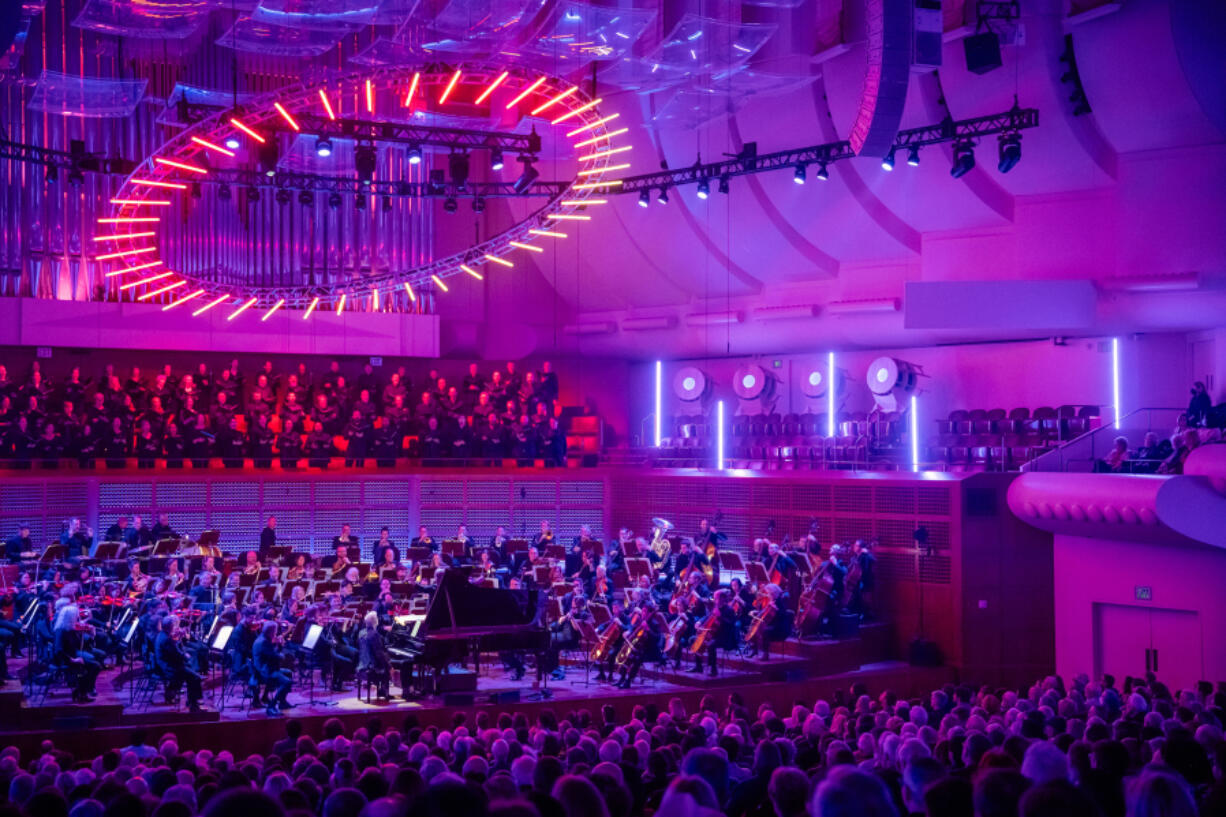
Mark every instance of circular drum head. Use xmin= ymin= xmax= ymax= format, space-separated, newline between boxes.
xmin=867 ymin=356 xmax=901 ymax=395
xmin=673 ymin=366 xmax=708 ymax=402
xmin=733 ymin=364 xmax=768 ymax=400
xmin=800 ymin=366 xmax=827 ymax=398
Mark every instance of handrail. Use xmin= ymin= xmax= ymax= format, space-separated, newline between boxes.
xmin=1023 ymin=407 xmax=1185 ymax=472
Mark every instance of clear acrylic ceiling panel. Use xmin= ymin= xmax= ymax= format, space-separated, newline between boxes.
xmin=709 ymin=67 xmax=817 ymax=99
xmin=596 ymin=55 xmax=689 ymax=94
xmin=73 ymin=0 xmax=207 ymax=39
xmin=217 ymin=16 xmax=344 ymax=56
xmin=518 ymin=1 xmax=658 ymax=69
xmin=157 ymin=83 xmax=257 ymax=126
xmin=646 ymin=77 xmax=753 ymax=129
xmin=27 ymin=70 xmax=148 ymax=118
xmin=251 ymin=0 xmax=379 ymax=32
xmin=0 ymin=19 xmax=32 ymax=74
xmin=349 ymin=37 xmax=426 ymax=66
xmin=372 ymin=0 xmax=421 ymax=25
xmin=425 ymin=0 xmax=540 ymax=40
xmin=644 ymin=14 xmax=776 ymax=74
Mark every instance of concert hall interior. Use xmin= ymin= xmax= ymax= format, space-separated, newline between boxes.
xmin=1 ymin=1 xmax=1226 ymax=817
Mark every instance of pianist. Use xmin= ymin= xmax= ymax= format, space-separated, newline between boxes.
xmin=357 ymin=611 xmax=393 ymax=700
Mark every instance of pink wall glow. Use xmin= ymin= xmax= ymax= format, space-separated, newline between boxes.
xmin=1052 ymin=534 xmax=1226 ymax=692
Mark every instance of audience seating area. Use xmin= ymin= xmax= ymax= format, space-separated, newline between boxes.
xmin=926 ymin=405 xmax=1101 ymax=473
xmin=0 ymin=671 xmax=1221 ymax=817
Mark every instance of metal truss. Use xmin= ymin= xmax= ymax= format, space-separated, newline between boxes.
xmin=270 ymin=113 xmax=542 ymax=155
xmin=614 ymin=105 xmax=1039 ymax=193
xmin=202 ymin=168 xmax=568 ymax=198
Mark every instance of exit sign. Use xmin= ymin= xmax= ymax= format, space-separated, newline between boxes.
xmin=1135 ymin=586 xmax=1152 ymax=601
xmin=369 ymin=357 xmax=383 ymax=367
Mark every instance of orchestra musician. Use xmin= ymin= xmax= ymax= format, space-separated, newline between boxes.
xmin=324 ymin=545 xmax=353 ymax=577
xmin=851 ymin=538 xmax=877 ymax=619
xmin=162 ymin=558 xmax=187 ymax=592
xmin=673 ymin=540 xmax=707 ymax=586
xmin=189 ymin=571 xmax=217 ymax=605
xmin=357 ymin=611 xmax=392 ymax=700
xmin=252 ymin=621 xmax=292 ymax=716
xmin=286 ymin=553 xmax=310 ymax=582
xmin=411 ymin=526 xmax=435 ymax=551
xmin=155 ymin=615 xmax=206 ymax=712
xmin=331 ymin=524 xmax=359 ymax=556
xmin=374 ymin=545 xmax=401 ymax=578
xmin=150 ymin=513 xmax=178 ymax=543
xmin=532 ymin=519 xmax=554 ymax=549
xmin=818 ymin=545 xmax=848 ymax=638
xmin=241 ymin=550 xmax=262 ymax=576
xmin=614 ymin=600 xmax=665 ymax=689
xmin=453 ymin=525 xmax=475 ymax=561
xmin=259 ymin=515 xmax=277 ymax=556
xmin=372 ymin=527 xmax=397 ymax=565
xmin=53 ymin=604 xmax=100 ymax=702
xmin=544 ymin=593 xmax=589 ymax=681
xmin=194 ymin=556 xmax=221 ymax=589
xmin=5 ymin=522 xmax=33 ymax=563
xmin=126 ymin=560 xmax=149 ymax=596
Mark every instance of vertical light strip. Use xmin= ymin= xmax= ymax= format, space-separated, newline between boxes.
xmin=438 ymin=69 xmax=462 ymax=104
xmin=365 ymin=78 xmax=374 ymax=113
xmin=827 ymin=352 xmax=836 ymax=438
xmin=335 ymin=294 xmax=347 ymax=315
xmin=319 ymin=89 xmax=337 ymax=120
xmin=910 ymin=395 xmax=920 ymax=473
xmin=303 ymin=296 xmax=320 ymax=319
xmin=716 ymin=400 xmax=726 ymax=471
xmin=1112 ymin=337 xmax=1121 ymax=429
xmin=403 ymin=282 xmax=416 ymax=302
xmin=653 ymin=361 xmax=662 ymax=447
xmin=474 ymin=70 xmax=508 ymax=104
xmin=404 ymin=72 xmax=420 ymax=106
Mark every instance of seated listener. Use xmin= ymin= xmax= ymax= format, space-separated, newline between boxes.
xmin=278 ymin=420 xmax=303 ymax=468
xmin=1095 ymin=436 xmax=1129 ymax=473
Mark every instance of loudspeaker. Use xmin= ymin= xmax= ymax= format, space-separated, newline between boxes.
xmin=442 ymin=692 xmax=475 ymax=707
xmin=909 ymin=637 xmax=943 ymax=666
xmin=963 ymin=31 xmax=1002 ymax=75
xmin=835 ymin=612 xmax=860 ymax=639
xmin=488 ymin=690 xmax=520 ymax=704
xmin=437 ymin=669 xmax=477 ymax=693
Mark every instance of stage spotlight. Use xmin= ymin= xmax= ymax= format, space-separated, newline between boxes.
xmin=696 ymin=178 xmax=710 ymax=199
xmin=407 ymin=144 xmax=423 ymax=165
xmin=355 ymin=143 xmax=377 ymax=184
xmin=512 ymin=157 xmax=539 ymax=194
xmin=381 ymin=195 xmax=393 ymax=212
xmin=443 ymin=196 xmax=458 ymax=214
xmin=950 ymin=140 xmax=976 ymax=178
xmin=355 ymin=193 xmax=366 ymax=210
xmin=247 ymin=187 xmax=260 ymax=203
xmin=907 ymin=146 xmax=920 ymax=167
xmin=867 ymin=356 xmax=924 ymax=412
xmin=816 ymin=163 xmax=829 ymax=181
xmin=328 ymin=191 xmax=342 ymax=209
xmin=718 ymin=175 xmax=730 ymax=194
xmin=997 ymin=132 xmax=1022 ymax=173
xmin=882 ymin=149 xmax=896 ymax=171
xmin=449 ymin=151 xmax=470 ymax=186
xmin=315 ymin=138 xmax=332 ymax=158
xmin=490 ymin=148 xmax=504 ymax=170
xmin=257 ymin=140 xmax=279 ymax=177
xmin=218 ymin=183 xmax=232 ymax=201
xmin=472 ymin=197 xmax=485 ymax=213
xmin=275 ymin=188 xmax=291 ymax=206
xmin=224 ymin=136 xmax=241 ymax=151
xmin=298 ymin=190 xmax=314 ymax=207
xmin=794 ymin=163 xmax=806 ymax=184
xmin=657 ymin=187 xmax=669 ymax=205
xmin=733 ymin=363 xmax=774 ymax=402
xmin=638 ymin=190 xmax=650 ymax=208
xmin=673 ymin=366 xmax=711 ymax=403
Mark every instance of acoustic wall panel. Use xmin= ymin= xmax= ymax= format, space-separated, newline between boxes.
xmin=263 ymin=481 xmax=311 ymax=506
xmin=0 ymin=483 xmax=43 ymax=510
xmin=560 ymin=480 xmax=603 ymax=507
xmin=314 ymin=482 xmax=361 ymax=508
xmin=833 ymin=485 xmax=872 ymax=513
xmin=155 ymin=481 xmax=206 ymax=509
xmin=99 ymin=482 xmax=152 ymax=511
xmin=44 ymin=482 xmax=88 ymax=511
xmin=210 ymin=481 xmax=260 ymax=507
xmin=874 ymin=486 xmax=915 ymax=515
xmin=917 ymin=486 xmax=952 ymax=516
xmin=464 ymin=508 xmax=511 ymax=537
xmin=792 ymin=483 xmax=833 ymax=512
xmin=420 ymin=479 xmax=464 ymax=506
xmin=362 ymin=509 xmax=413 ymax=543
xmin=362 ymin=479 xmax=412 ymax=507
xmin=466 ymin=480 xmax=512 ymax=506
xmin=513 ymin=480 xmax=558 ymax=507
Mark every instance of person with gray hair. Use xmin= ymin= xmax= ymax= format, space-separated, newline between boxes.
xmin=357 ymin=611 xmax=392 ymax=700
xmin=767 ymin=767 xmax=809 ymax=817
xmin=809 ymin=767 xmax=899 ymax=817
xmin=1020 ymin=740 xmax=1069 ymax=785
xmin=53 ymin=603 xmax=100 ymax=702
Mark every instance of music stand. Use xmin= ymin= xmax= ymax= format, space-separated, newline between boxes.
xmin=625 ymin=557 xmax=652 ymax=584
xmin=314 ymin=580 xmax=340 ymax=597
xmin=545 ymin=544 xmax=566 ymax=561
xmin=301 ymin=623 xmax=323 ymax=650
xmin=153 ymin=539 xmax=180 ymax=557
xmin=38 ymin=545 xmax=66 ymax=566
xmin=622 ymin=539 xmax=640 ymax=557
xmin=267 ymin=545 xmax=292 ymax=563
xmin=611 ymin=571 xmax=629 ymax=590
xmin=505 ymin=539 xmax=529 ymax=556
xmin=550 ymin=582 xmax=569 ymax=597
xmin=532 ymin=565 xmax=552 ymax=586
xmin=390 ymin=582 xmax=414 ymax=596
xmin=419 ymin=566 xmax=438 ymax=584
xmin=0 ymin=565 xmax=18 ymax=589
xmin=745 ymin=561 xmax=769 ymax=585
xmin=198 ymin=530 xmax=221 ymax=549
xmin=92 ymin=543 xmax=123 ymax=561
xmin=589 ymin=603 xmax=611 ymax=626
xmin=441 ymin=540 xmax=465 ymax=561
xmin=719 ymin=552 xmax=746 ymax=573
xmin=404 ymin=547 xmax=432 ymax=564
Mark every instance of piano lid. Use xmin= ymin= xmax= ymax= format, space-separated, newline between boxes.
xmin=422 ymin=569 xmax=546 ymax=634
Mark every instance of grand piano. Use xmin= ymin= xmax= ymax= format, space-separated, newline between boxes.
xmin=389 ymin=568 xmax=549 ymax=694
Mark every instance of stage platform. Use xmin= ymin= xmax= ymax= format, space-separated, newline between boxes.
xmin=0 ymin=624 xmax=959 ymax=758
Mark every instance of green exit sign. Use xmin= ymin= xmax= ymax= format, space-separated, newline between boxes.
xmin=1135 ymin=586 xmax=1152 ymax=601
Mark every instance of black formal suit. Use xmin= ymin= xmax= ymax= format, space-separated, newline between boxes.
xmin=155 ymin=630 xmax=203 ymax=706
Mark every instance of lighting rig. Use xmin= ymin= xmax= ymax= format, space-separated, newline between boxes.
xmin=614 ymin=104 xmax=1038 ymax=196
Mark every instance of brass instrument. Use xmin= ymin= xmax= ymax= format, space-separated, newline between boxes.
xmin=649 ymin=517 xmax=673 ymax=563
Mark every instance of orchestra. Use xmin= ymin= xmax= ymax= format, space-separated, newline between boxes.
xmin=0 ymin=510 xmax=882 ymax=708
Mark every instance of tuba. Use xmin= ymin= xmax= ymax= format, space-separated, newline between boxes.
xmin=649 ymin=517 xmax=673 ymax=563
